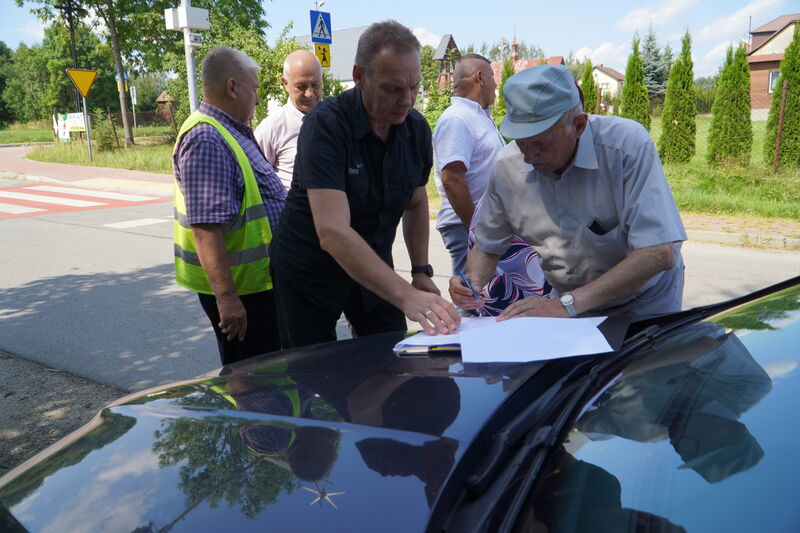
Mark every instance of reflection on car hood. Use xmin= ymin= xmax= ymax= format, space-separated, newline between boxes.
xmin=0 ymin=331 xmax=544 ymax=533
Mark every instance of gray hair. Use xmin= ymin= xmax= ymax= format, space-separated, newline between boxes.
xmin=355 ymin=20 xmax=420 ymax=72
xmin=202 ymin=45 xmax=260 ymax=96
xmin=558 ymin=103 xmax=584 ymax=133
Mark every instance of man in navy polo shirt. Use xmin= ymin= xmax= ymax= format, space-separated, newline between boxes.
xmin=270 ymin=20 xmax=460 ymax=348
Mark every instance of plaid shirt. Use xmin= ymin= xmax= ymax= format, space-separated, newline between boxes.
xmin=173 ymin=102 xmax=286 ymax=230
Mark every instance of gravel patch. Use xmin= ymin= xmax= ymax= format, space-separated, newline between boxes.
xmin=0 ymin=350 xmax=126 ymax=476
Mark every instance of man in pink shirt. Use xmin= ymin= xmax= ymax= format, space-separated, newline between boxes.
xmin=255 ymin=49 xmax=323 ymax=190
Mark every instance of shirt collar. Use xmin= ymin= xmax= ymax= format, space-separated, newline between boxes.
xmin=571 ymin=119 xmax=598 ymax=171
xmin=199 ymin=102 xmax=253 ymax=136
xmin=450 ymin=95 xmax=485 ymax=113
xmin=351 ymin=88 xmax=410 ymax=142
xmin=286 ymin=100 xmax=306 ymax=121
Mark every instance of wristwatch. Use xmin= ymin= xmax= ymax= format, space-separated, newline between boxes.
xmin=559 ymin=293 xmax=577 ymax=318
xmin=411 ymin=264 xmax=434 ymax=277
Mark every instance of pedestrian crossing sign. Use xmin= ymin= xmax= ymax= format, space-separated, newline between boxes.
xmin=310 ymin=10 xmax=332 ymax=44
xmin=315 ymin=43 xmax=331 ymax=67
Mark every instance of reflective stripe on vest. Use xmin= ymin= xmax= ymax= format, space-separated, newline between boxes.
xmin=173 ymin=111 xmax=273 ymax=295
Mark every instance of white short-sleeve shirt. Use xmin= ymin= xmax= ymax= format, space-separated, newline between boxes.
xmin=475 ymin=114 xmax=687 ymax=318
xmin=433 ymin=96 xmax=505 ymax=228
xmin=254 ymin=101 xmax=305 ymax=190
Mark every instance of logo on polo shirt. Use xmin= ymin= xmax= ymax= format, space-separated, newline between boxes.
xmin=348 ymin=163 xmax=362 ymax=175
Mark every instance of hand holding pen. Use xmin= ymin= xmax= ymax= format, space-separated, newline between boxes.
xmin=450 ymin=267 xmax=485 ymax=315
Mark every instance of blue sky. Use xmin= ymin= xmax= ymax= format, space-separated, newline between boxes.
xmin=2 ymin=0 xmax=793 ymax=77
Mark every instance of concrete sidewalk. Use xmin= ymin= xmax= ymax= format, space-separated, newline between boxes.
xmin=0 ymin=145 xmax=173 ymax=196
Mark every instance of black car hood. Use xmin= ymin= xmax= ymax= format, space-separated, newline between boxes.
xmin=0 ymin=331 xmax=547 ymax=533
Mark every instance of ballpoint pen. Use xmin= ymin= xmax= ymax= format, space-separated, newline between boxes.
xmin=455 ymin=267 xmax=479 ymax=301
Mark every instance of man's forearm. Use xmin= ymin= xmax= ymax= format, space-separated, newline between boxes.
xmin=465 ymin=246 xmax=501 ymax=289
xmin=572 ymin=243 xmax=675 ymax=314
xmin=191 ymin=224 xmax=237 ymax=298
xmin=441 ymin=166 xmax=475 ymax=226
xmin=320 ymin=223 xmax=413 ymax=308
xmin=403 ymin=186 xmax=430 ymax=268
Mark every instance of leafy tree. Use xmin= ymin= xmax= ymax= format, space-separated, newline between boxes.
xmin=708 ymin=44 xmax=752 ymax=166
xmin=580 ymin=60 xmax=598 ymax=114
xmin=322 ymin=70 xmax=344 ymax=99
xmin=165 ymin=20 xmax=304 ymax=127
xmin=659 ymin=31 xmax=696 ymax=163
xmin=493 ymin=57 xmax=515 ymax=127
xmin=0 ymin=41 xmax=13 ymax=126
xmin=764 ymin=24 xmax=800 ymax=169
xmin=565 ymin=50 xmax=589 ymax=81
xmin=1 ymin=24 xmax=117 ymax=123
xmin=621 ymin=37 xmax=651 ymax=130
xmin=420 ymin=44 xmax=453 ymax=131
xmin=470 ymin=39 xmax=544 ymax=62
xmin=18 ymin=0 xmax=268 ymax=147
xmin=129 ymin=71 xmax=168 ymax=113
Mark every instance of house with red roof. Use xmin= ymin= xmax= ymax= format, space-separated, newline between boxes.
xmin=748 ymin=13 xmax=800 ymax=120
xmin=490 ymin=38 xmax=565 ymax=86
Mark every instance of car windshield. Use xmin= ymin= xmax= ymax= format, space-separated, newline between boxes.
xmin=519 ymin=284 xmax=800 ymax=532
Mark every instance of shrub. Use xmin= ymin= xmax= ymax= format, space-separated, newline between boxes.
xmin=621 ymin=37 xmax=651 ymax=130
xmin=659 ymin=32 xmax=696 ymax=163
xmin=764 ymin=24 xmax=800 ymax=169
xmin=708 ymin=44 xmax=752 ymax=166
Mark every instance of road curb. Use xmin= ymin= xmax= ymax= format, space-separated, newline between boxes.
xmin=687 ymin=229 xmax=800 ymax=250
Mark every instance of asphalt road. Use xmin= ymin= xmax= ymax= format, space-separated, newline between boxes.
xmin=1 ymin=177 xmax=799 ymax=393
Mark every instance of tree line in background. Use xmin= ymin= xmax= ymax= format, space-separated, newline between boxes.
xmin=2 ymin=0 xmax=342 ymax=146
xmin=3 ymin=4 xmax=799 ymax=169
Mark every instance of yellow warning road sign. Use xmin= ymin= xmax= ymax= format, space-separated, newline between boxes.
xmin=315 ymin=43 xmax=331 ymax=67
xmin=65 ymin=68 xmax=98 ymax=98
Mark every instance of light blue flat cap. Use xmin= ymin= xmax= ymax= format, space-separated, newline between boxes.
xmin=500 ymin=64 xmax=581 ymax=139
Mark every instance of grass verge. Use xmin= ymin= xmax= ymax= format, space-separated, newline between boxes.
xmin=0 ymin=129 xmax=54 ymax=144
xmin=27 ymin=142 xmax=174 ymax=174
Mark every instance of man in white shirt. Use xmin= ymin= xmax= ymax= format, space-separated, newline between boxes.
xmin=255 ymin=49 xmax=322 ymax=190
xmin=433 ymin=54 xmax=505 ymax=274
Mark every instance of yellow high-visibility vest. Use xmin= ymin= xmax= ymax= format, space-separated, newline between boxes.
xmin=173 ymin=111 xmax=273 ymax=295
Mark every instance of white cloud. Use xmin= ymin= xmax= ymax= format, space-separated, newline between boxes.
xmin=615 ymin=0 xmax=698 ymax=32
xmin=412 ymin=28 xmax=441 ymax=49
xmin=703 ymin=40 xmax=733 ymax=62
xmin=695 ymin=0 xmax=784 ymax=42
xmin=574 ymin=42 xmax=630 ymax=72
xmin=17 ymin=22 xmax=45 ymax=42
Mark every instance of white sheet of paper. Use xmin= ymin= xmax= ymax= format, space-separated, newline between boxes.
xmin=459 ymin=316 xmax=613 ymax=363
xmin=394 ymin=316 xmax=496 ymax=349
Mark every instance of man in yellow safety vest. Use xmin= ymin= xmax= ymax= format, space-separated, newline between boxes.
xmin=173 ymin=45 xmax=287 ymax=365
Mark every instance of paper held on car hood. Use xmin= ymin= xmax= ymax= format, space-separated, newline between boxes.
xmin=394 ymin=316 xmax=613 ymax=363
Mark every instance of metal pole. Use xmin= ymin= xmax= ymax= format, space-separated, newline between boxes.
xmin=184 ymin=27 xmax=199 ymax=112
xmin=131 ymin=86 xmax=137 ymax=130
xmin=82 ymin=96 xmax=93 ymax=162
xmin=182 ymin=0 xmax=199 ymax=112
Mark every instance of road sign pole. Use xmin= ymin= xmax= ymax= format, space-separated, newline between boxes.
xmin=81 ymin=96 xmax=93 ymax=162
xmin=183 ymin=26 xmax=199 ymax=112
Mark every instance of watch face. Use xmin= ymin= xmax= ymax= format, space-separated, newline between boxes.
xmin=560 ymin=294 xmax=574 ymax=305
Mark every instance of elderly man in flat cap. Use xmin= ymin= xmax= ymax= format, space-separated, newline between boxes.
xmin=451 ymin=65 xmax=686 ymax=321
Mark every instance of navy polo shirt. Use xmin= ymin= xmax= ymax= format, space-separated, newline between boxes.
xmin=270 ymin=88 xmax=432 ymax=280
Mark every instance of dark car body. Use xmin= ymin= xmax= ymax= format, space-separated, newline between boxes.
xmin=2 ymin=277 xmax=800 ymax=532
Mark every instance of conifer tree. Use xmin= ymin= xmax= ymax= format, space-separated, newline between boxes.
xmin=580 ymin=60 xmax=599 ymax=114
xmin=659 ymin=32 xmax=696 ymax=163
xmin=764 ymin=24 xmax=800 ymax=169
xmin=621 ymin=37 xmax=651 ymax=130
xmin=708 ymin=44 xmax=752 ymax=166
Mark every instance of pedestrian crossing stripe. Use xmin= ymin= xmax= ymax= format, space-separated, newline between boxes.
xmin=0 ymin=184 xmax=170 ymax=220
